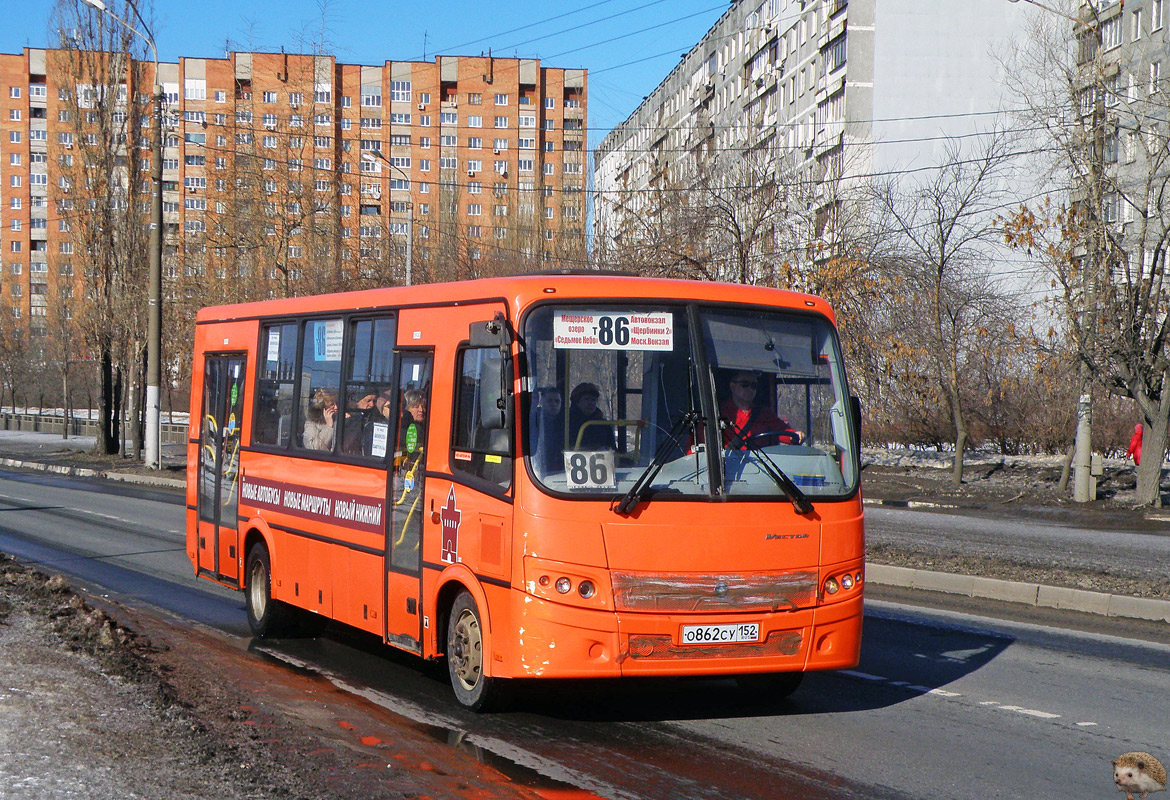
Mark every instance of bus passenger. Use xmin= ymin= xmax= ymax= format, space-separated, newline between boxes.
xmin=392 ymin=389 xmax=428 ymax=567
xmin=400 ymin=389 xmax=427 ymax=454
xmin=568 ymin=382 xmax=613 ymax=450
xmin=721 ymin=370 xmax=800 ymax=448
xmin=533 ymin=385 xmax=565 ymax=472
xmin=302 ymin=388 xmax=338 ymax=451
xmin=343 ymin=387 xmax=394 ymax=455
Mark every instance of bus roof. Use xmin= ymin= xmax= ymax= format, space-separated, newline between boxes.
xmin=194 ymin=274 xmax=837 ymax=326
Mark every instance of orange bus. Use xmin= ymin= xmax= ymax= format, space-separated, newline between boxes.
xmin=187 ymin=274 xmax=864 ymax=710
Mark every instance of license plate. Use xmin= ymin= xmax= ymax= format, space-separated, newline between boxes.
xmin=680 ymin=622 xmax=760 ymax=645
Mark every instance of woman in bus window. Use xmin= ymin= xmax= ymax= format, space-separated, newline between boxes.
xmin=303 ymin=388 xmax=338 ymax=451
xmin=568 ymin=382 xmax=613 ymax=451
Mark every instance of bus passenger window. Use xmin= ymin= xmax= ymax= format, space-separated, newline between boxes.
xmin=341 ymin=317 xmax=397 ymax=458
xmin=452 ymin=347 xmax=512 ymax=488
xmin=254 ymin=322 xmax=297 ymax=447
xmin=295 ymin=318 xmax=344 ymax=452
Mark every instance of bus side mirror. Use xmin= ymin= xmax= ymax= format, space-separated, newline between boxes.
xmin=479 ymin=350 xmax=513 ymax=431
xmin=850 ymin=395 xmax=862 ymax=443
xmin=469 ymin=312 xmax=513 ymax=351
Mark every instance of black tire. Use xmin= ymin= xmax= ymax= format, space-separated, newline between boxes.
xmin=446 ymin=590 xmax=506 ymax=712
xmin=244 ymin=543 xmax=294 ymax=637
xmin=734 ymin=671 xmax=804 ymax=698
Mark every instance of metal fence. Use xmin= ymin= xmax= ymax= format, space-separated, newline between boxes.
xmin=0 ymin=413 xmax=189 ymax=444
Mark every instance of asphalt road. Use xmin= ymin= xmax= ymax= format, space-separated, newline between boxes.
xmin=0 ymin=468 xmax=1167 ymax=800
xmin=865 ymin=503 xmax=1170 ymax=584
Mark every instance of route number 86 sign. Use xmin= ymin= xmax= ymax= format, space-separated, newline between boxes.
xmin=563 ymin=450 xmax=616 ymax=490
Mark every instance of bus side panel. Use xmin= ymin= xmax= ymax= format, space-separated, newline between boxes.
xmin=345 ymin=550 xmax=385 ymax=636
xmin=237 ymin=451 xmax=387 ymax=632
xmin=820 ymin=504 xmax=865 ymax=565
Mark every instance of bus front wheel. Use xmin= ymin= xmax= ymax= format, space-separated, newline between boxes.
xmin=447 ymin=591 xmax=505 ymax=712
xmin=245 ymin=543 xmax=293 ymax=637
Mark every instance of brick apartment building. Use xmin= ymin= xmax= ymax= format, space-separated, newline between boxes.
xmin=0 ymin=47 xmax=587 ymax=341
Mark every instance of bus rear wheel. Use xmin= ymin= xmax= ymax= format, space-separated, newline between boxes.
xmin=245 ymin=543 xmax=293 ymax=637
xmin=447 ymin=591 xmax=505 ymax=712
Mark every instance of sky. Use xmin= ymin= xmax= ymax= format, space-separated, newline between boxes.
xmin=1 ymin=0 xmax=731 ymax=147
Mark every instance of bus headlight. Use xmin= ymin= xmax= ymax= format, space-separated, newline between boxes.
xmin=524 ymin=556 xmax=612 ymax=610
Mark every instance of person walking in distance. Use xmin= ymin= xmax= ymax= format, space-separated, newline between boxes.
xmin=1127 ymin=423 xmax=1143 ymax=466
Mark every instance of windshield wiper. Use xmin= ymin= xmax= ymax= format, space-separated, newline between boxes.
xmin=720 ymin=418 xmax=814 ymax=515
xmin=614 ymin=410 xmax=701 ymax=516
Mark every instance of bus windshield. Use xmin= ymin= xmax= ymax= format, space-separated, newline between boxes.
xmin=523 ymin=303 xmax=859 ymax=503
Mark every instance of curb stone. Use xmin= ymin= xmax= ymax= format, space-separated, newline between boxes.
xmin=867 ymin=564 xmax=1170 ymax=624
xmin=0 ymin=456 xmax=185 ymax=489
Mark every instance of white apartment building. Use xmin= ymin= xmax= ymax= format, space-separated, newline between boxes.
xmin=594 ymin=0 xmax=1035 ymax=262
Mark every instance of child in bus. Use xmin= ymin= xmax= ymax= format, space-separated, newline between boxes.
xmin=302 ymin=388 xmax=338 ymax=451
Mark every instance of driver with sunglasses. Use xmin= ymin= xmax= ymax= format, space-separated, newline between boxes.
xmin=721 ymin=370 xmax=801 ymax=448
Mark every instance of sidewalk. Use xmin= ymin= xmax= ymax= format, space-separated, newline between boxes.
xmin=0 ymin=429 xmax=1167 ymax=624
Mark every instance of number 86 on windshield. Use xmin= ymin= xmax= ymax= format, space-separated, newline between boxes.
xmin=564 ymin=451 xmax=616 ymax=490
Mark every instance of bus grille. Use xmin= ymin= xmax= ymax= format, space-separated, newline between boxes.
xmin=611 ymin=570 xmax=818 ymax=613
xmin=624 ymin=631 xmax=803 ymax=661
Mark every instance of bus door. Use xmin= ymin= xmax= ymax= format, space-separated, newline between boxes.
xmin=385 ymin=351 xmax=433 ymax=653
xmin=196 ymin=354 xmax=246 ymax=585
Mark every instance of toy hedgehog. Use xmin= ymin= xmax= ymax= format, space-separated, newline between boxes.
xmin=1113 ymin=752 xmax=1167 ymax=800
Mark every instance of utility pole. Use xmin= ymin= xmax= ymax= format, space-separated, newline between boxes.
xmin=361 ymin=148 xmax=413 ymax=286
xmin=1073 ymin=1 xmax=1105 ymax=503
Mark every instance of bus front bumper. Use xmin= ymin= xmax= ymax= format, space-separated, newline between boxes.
xmin=501 ymin=590 xmax=862 ymax=680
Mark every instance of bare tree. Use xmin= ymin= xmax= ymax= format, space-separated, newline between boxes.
xmin=871 ymin=133 xmax=1017 ymax=484
xmin=1003 ymin=4 xmax=1170 ymax=505
xmin=51 ymin=0 xmax=153 ymax=456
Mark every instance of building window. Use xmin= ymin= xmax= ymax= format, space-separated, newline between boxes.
xmin=468 ymin=203 xmax=482 ymax=216
xmin=1152 ymin=61 xmax=1162 ymax=93
xmin=184 ymin=79 xmax=206 ymax=100
xmin=362 ymin=92 xmax=382 ymax=107
xmin=9 ymin=87 xmax=19 ymax=98
xmin=495 ymin=93 xmax=509 ymax=105
xmin=263 ymin=90 xmax=277 ymax=103
xmin=1101 ymin=16 xmax=1122 ymax=48
xmin=495 ymin=116 xmax=508 ymax=128
xmin=1155 ymin=0 xmax=1165 ymax=29
xmin=469 ymin=115 xmax=482 ymax=128
xmin=519 ymin=114 xmax=535 ymax=127
xmin=390 ymin=81 xmax=411 ymax=102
